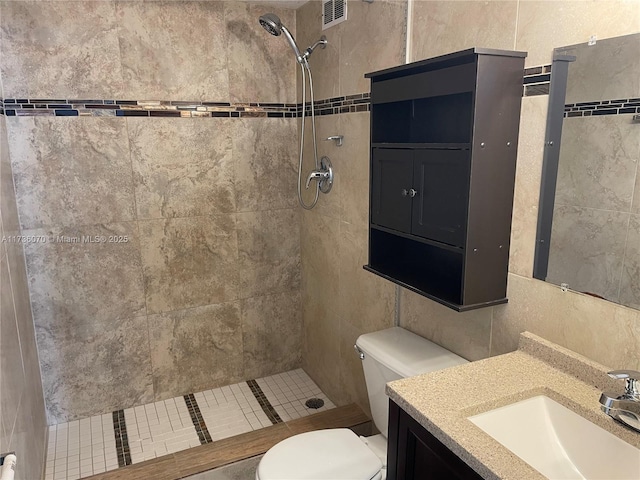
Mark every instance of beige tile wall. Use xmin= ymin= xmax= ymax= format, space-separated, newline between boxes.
xmin=296 ymin=0 xmax=406 ymax=414
xmin=546 ymin=45 xmax=640 ymax=308
xmin=0 ymin=115 xmax=48 ymax=479
xmin=297 ymin=0 xmax=640 ymax=417
xmin=1 ymin=1 xmax=302 ymax=424
xmin=404 ymin=1 xmax=640 ymax=368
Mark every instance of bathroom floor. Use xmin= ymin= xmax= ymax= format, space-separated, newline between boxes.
xmin=45 ymin=369 xmax=335 ymax=480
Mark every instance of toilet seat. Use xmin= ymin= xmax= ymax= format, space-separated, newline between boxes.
xmin=256 ymin=428 xmax=383 ymax=480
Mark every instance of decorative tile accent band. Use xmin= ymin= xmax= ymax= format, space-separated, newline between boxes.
xmin=246 ymin=379 xmax=283 ymax=425
xmin=184 ymin=393 xmax=213 ymax=445
xmin=0 ymin=96 xmax=372 ymax=118
xmin=523 ymin=64 xmax=552 ymax=97
xmin=564 ymin=98 xmax=640 ymax=118
xmin=0 ymin=65 xmax=553 ymax=118
xmin=112 ymin=410 xmax=132 ymax=468
xmin=0 ymin=98 xmax=301 ymax=118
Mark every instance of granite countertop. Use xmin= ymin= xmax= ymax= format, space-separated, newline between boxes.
xmin=386 ymin=332 xmax=640 ymax=480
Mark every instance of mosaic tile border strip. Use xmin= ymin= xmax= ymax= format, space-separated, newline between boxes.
xmin=247 ymin=379 xmax=283 ymax=424
xmin=112 ymin=410 xmax=132 ymax=468
xmin=523 ymin=64 xmax=552 ymax=97
xmin=564 ymin=98 xmax=640 ymax=117
xmin=0 ymin=64 xmax=555 ymax=120
xmin=0 ymin=95 xmax=373 ymax=118
xmin=184 ymin=393 xmax=213 ymax=445
xmin=0 ymin=99 xmax=301 ymax=118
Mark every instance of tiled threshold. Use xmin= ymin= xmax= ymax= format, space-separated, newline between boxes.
xmin=84 ymin=404 xmax=370 ymax=480
xmin=45 ymin=369 xmax=340 ymax=480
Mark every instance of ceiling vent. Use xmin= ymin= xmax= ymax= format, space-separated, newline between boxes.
xmin=322 ymin=0 xmax=347 ymax=30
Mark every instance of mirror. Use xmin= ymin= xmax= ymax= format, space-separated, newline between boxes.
xmin=534 ymin=32 xmax=640 ymax=310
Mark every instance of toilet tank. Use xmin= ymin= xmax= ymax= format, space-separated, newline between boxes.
xmin=355 ymin=327 xmax=468 ymax=436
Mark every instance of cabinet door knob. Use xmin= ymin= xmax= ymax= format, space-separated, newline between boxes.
xmin=401 ymin=189 xmax=409 ymax=197
xmin=409 ymin=188 xmax=418 ymax=198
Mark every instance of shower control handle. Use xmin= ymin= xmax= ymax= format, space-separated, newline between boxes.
xmin=408 ymin=188 xmax=418 ymax=198
xmin=305 ymin=156 xmax=334 ymax=194
xmin=401 ymin=189 xmax=408 ymax=197
xmin=305 ymin=170 xmax=328 ymax=189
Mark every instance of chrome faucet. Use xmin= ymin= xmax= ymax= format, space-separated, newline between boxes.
xmin=599 ymin=370 xmax=640 ymax=433
xmin=304 ymin=156 xmax=333 ymax=193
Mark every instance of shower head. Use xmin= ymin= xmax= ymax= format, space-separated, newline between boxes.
xmin=259 ymin=13 xmax=282 ymax=36
xmin=259 ymin=13 xmax=304 ymax=63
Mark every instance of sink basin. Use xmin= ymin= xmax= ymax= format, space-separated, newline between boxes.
xmin=468 ymin=395 xmax=640 ymax=479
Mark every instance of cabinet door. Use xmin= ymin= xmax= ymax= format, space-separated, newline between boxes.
xmin=411 ymin=150 xmax=470 ymax=247
xmin=388 ymin=400 xmax=483 ymax=480
xmin=371 ymin=148 xmax=414 ymax=233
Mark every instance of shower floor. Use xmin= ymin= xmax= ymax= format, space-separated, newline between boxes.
xmin=44 ymin=369 xmax=335 ymax=480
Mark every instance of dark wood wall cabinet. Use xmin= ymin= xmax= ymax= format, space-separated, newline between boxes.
xmin=387 ymin=400 xmax=484 ymax=480
xmin=364 ymin=48 xmax=527 ymax=311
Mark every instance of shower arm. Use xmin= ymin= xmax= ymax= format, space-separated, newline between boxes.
xmin=302 ymin=36 xmax=328 ymax=61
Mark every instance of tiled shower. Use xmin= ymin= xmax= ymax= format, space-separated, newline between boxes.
xmin=3 ymin=2 xmax=304 ymax=428
xmin=1 ymin=1 xmax=306 ymax=479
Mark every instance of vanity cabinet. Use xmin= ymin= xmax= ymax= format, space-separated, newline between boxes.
xmin=364 ymin=48 xmax=526 ymax=311
xmin=387 ymin=400 xmax=483 ymax=480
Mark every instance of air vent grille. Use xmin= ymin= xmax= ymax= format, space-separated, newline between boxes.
xmin=322 ymin=0 xmax=347 ymax=30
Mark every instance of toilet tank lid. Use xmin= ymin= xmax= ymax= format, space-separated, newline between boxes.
xmin=356 ymin=327 xmax=468 ymax=378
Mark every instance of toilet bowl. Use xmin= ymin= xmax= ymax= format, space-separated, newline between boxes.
xmin=255 ymin=327 xmax=468 ymax=480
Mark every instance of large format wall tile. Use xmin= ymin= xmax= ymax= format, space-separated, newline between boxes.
xmin=0 ymin=0 xmax=124 ymax=98
xmin=339 ymin=0 xmax=406 ymax=96
xmin=0 ymin=117 xmax=47 ymax=478
xmin=9 ymin=399 xmax=46 ymax=480
xmin=619 ymin=214 xmax=640 ymax=310
xmin=399 ymin=288 xmax=492 ymax=361
xmin=24 ymin=222 xmax=146 ymax=328
xmin=301 ymin=211 xmax=341 ymax=400
xmin=516 ymin=0 xmax=640 ymax=67
xmin=0 ymin=242 xmax=24 ymax=445
xmin=411 ymin=0 xmax=517 ymax=61
xmin=4 ymin=237 xmax=46 ymax=441
xmin=37 ymin=315 xmax=154 ymax=423
xmin=301 ymin=210 xmax=340 ymax=304
xmin=563 ymin=33 xmax=640 ymax=104
xmin=338 ymin=113 xmax=370 ymax=227
xmin=509 ymin=96 xmax=548 ymax=277
xmin=547 ymin=205 xmax=628 ymax=302
xmin=115 ymin=0 xmax=229 ymax=101
xmin=241 ymin=292 xmax=302 ymax=380
xmin=338 ymin=222 xmax=394 ymax=333
xmin=492 ymin=273 xmax=640 ymax=371
xmin=128 ymin=118 xmax=235 ymax=219
xmin=555 ymin=116 xmax=638 ymax=212
xmin=148 ymin=302 xmax=244 ymax=400
xmin=0 ymin=118 xmax=20 ymax=234
xmin=337 ymin=320 xmax=376 ymax=416
xmin=295 ymin=1 xmax=341 ymax=101
xmin=299 ymin=116 xmax=341 ymax=219
xmin=237 ymin=209 xmax=300 ymax=299
xmin=140 ymin=216 xmax=239 ymax=314
xmin=6 ymin=117 xmax=136 ymax=230
xmin=302 ymin=288 xmax=341 ymax=404
xmin=226 ymin=3 xmax=297 ymax=104
xmin=232 ymin=118 xmax=298 ymax=212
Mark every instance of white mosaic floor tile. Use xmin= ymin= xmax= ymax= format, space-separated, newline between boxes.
xmin=124 ymin=397 xmax=200 ymax=463
xmin=44 ymin=369 xmax=334 ymax=479
xmin=44 ymin=414 xmax=118 ymax=480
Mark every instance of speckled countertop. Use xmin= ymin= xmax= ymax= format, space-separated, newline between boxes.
xmin=386 ymin=332 xmax=640 ymax=480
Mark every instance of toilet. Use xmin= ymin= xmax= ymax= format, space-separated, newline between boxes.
xmin=256 ymin=327 xmax=468 ymax=480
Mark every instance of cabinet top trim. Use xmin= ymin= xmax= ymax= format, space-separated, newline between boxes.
xmin=364 ymin=47 xmax=527 ymax=82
